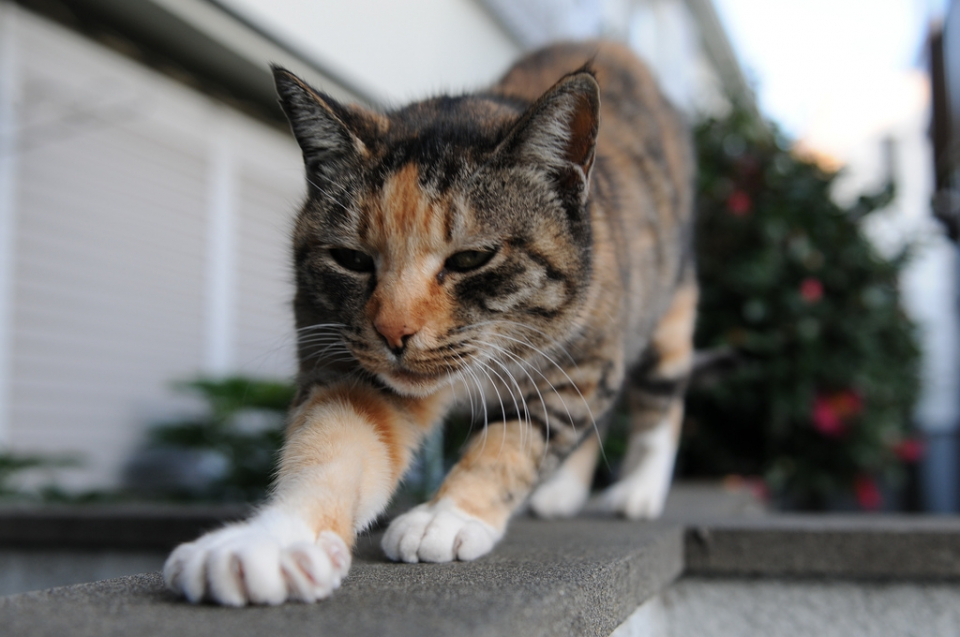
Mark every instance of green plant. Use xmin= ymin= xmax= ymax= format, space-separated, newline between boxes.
xmin=679 ymin=106 xmax=921 ymax=510
xmin=131 ymin=377 xmax=296 ymax=502
xmin=135 ymin=376 xmax=448 ymax=507
xmin=0 ymin=452 xmax=81 ymax=499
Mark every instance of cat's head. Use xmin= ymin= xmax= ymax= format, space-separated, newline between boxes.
xmin=274 ymin=66 xmax=600 ymax=397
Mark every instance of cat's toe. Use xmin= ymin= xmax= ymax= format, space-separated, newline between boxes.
xmin=211 ymin=535 xmax=289 ymax=605
xmin=163 ymin=512 xmax=349 ymax=605
xmin=279 ymin=535 xmax=349 ymax=603
xmin=529 ymin=468 xmax=590 ymax=519
xmin=164 ymin=526 xmax=246 ymax=603
xmin=382 ymin=498 xmax=501 ymax=563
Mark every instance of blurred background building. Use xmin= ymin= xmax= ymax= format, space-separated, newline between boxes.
xmin=0 ymin=0 xmax=953 ymax=512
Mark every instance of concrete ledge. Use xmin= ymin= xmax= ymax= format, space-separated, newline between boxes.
xmin=0 ymin=504 xmax=248 ymax=550
xmin=5 ymin=489 xmax=960 ymax=636
xmin=0 ymin=519 xmax=684 ymax=637
xmin=685 ymin=516 xmax=960 ymax=579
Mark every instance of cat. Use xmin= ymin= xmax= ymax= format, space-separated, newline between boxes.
xmin=163 ymin=40 xmax=696 ymax=606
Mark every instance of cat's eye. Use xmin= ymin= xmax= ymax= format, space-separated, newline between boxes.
xmin=330 ymin=248 xmax=375 ymax=273
xmin=445 ymin=249 xmax=497 ymax=273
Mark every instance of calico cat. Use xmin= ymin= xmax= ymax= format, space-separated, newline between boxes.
xmin=163 ymin=41 xmax=696 ymax=606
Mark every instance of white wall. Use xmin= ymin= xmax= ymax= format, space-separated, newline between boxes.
xmin=217 ymin=0 xmax=522 ymax=104
xmin=483 ymin=0 xmax=731 ymax=115
xmin=825 ymin=70 xmax=957 ymax=511
xmin=2 ymin=6 xmax=303 ymax=489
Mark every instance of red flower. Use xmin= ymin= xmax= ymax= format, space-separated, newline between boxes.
xmin=893 ymin=439 xmax=925 ymax=463
xmin=800 ymin=277 xmax=823 ymax=303
xmin=854 ymin=474 xmax=883 ymax=510
xmin=812 ymin=398 xmax=844 ymax=436
xmin=723 ymin=474 xmax=770 ymax=503
xmin=811 ymin=390 xmax=862 ymax=438
xmin=726 ymin=190 xmax=752 ymax=216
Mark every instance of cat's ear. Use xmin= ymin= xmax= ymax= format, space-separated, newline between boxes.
xmin=499 ymin=70 xmax=600 ymax=192
xmin=272 ymin=66 xmax=375 ymax=184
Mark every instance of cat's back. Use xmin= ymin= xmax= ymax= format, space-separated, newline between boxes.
xmin=493 ymin=41 xmax=692 ymax=229
xmin=493 ymin=40 xmax=658 ymax=108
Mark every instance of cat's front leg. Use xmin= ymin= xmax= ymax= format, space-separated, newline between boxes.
xmin=382 ymin=421 xmax=544 ymax=563
xmin=164 ymin=384 xmax=445 ymax=606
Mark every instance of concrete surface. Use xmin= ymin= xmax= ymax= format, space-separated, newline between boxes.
xmin=661 ymin=577 xmax=960 ymax=637
xmin=685 ymin=515 xmax=960 ymax=578
xmin=0 ymin=549 xmax=166 ymax=597
xmin=0 ymin=519 xmax=684 ymax=637
xmin=4 ymin=487 xmax=960 ymax=636
xmin=0 ymin=483 xmax=751 ymax=596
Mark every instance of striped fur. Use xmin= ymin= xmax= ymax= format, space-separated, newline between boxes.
xmin=164 ymin=41 xmax=697 ymax=605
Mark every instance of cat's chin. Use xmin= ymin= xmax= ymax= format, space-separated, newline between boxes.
xmin=379 ymin=369 xmax=446 ymax=397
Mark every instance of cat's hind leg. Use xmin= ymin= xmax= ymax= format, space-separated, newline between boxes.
xmin=528 ymin=434 xmax=600 ymax=518
xmin=601 ymin=282 xmax=697 ymax=519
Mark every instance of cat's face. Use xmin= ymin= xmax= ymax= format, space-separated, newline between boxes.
xmin=275 ymin=68 xmax=600 ymax=396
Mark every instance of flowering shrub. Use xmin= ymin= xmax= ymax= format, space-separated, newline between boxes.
xmin=678 ymin=107 xmax=921 ymax=510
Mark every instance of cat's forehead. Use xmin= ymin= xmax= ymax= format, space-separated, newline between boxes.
xmin=372 ymin=95 xmax=520 ymax=175
xmin=388 ymin=94 xmax=520 ymax=137
xmin=358 ymin=163 xmax=468 ymax=257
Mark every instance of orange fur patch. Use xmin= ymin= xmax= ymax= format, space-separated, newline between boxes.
xmin=364 ymin=163 xmax=457 ymax=349
xmin=436 ymin=423 xmax=544 ymax=529
xmin=276 ymin=384 xmax=450 ymax=543
xmin=651 ymin=284 xmax=698 ymax=378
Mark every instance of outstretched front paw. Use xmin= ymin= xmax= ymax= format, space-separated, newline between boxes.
xmin=163 ymin=509 xmax=350 ymax=606
xmin=381 ymin=499 xmax=502 ymax=563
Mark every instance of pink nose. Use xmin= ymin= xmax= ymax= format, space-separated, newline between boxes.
xmin=374 ymin=317 xmax=418 ymax=352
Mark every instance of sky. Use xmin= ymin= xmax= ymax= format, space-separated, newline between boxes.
xmin=712 ymin=0 xmax=946 ymax=160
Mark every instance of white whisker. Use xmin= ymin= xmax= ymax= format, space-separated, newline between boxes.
xmin=466 ymin=352 xmax=508 ymax=459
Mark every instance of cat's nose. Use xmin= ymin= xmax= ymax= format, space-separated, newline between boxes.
xmin=374 ymin=318 xmax=418 ymax=356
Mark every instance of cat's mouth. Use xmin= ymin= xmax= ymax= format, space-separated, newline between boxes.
xmin=349 ymin=340 xmax=463 ymax=396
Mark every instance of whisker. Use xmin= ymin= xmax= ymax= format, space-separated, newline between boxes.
xmin=470 ymin=341 xmax=529 ymax=451
xmin=492 ymin=332 xmax=605 ymax=466
xmin=475 ymin=338 xmax=562 ymax=463
xmin=457 ymin=352 xmax=491 ymax=455
xmin=305 ymin=178 xmax=356 ymax=215
xmin=466 ymin=352 xmax=508 ymax=459
xmin=475 ymin=342 xmax=538 ymax=454
xmin=294 ymin=322 xmax=348 ymax=334
xmin=487 ymin=356 xmax=532 ymax=456
xmin=473 ymin=355 xmax=523 ymax=431
xmin=466 ymin=319 xmax=579 ymax=366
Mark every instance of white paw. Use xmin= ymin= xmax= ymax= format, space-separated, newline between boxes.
xmin=600 ymin=425 xmax=676 ymax=519
xmin=529 ymin=468 xmax=590 ymax=519
xmin=381 ymin=498 xmax=502 ymax=563
xmin=163 ymin=509 xmax=351 ymax=606
xmin=600 ymin=472 xmax=671 ymax=519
